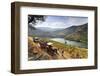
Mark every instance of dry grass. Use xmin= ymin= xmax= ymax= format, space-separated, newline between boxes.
xmin=28 ymin=36 xmax=88 ymax=60
xmin=45 ymin=39 xmax=88 ymax=59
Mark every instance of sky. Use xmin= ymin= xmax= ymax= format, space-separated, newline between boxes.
xmin=34 ymin=15 xmax=88 ymax=29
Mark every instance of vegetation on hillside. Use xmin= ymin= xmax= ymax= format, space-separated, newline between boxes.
xmin=64 ymin=23 xmax=88 ymax=44
xmin=28 ymin=36 xmax=88 ymax=60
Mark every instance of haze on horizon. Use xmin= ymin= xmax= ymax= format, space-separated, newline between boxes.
xmin=35 ymin=15 xmax=88 ymax=29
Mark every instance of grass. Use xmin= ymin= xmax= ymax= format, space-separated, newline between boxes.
xmin=29 ymin=36 xmax=88 ymax=59
xmin=41 ymin=37 xmax=88 ymax=59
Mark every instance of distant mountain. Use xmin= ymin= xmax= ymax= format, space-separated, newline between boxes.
xmin=28 ymin=23 xmax=88 ymax=43
xmin=28 ymin=27 xmax=51 ymax=37
xmin=28 ymin=27 xmax=64 ymax=37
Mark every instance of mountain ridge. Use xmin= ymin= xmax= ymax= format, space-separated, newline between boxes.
xmin=28 ymin=23 xmax=88 ymax=43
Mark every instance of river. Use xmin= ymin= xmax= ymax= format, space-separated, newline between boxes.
xmin=50 ymin=38 xmax=87 ymax=48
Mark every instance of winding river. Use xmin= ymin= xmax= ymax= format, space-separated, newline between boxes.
xmin=50 ymin=38 xmax=87 ymax=48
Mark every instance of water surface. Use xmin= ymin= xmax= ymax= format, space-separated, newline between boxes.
xmin=50 ymin=38 xmax=87 ymax=48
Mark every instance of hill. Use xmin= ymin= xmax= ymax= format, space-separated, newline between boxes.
xmin=64 ymin=23 xmax=88 ymax=43
xmin=28 ymin=37 xmax=88 ymax=60
xmin=28 ymin=23 xmax=88 ymax=43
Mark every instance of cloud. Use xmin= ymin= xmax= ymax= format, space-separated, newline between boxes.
xmin=35 ymin=16 xmax=88 ymax=28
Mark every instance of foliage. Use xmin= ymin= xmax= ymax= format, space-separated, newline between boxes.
xmin=28 ymin=15 xmax=46 ymax=25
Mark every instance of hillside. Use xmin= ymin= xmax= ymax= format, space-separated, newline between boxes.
xmin=64 ymin=23 xmax=88 ymax=43
xmin=28 ymin=23 xmax=88 ymax=43
xmin=28 ymin=37 xmax=88 ymax=60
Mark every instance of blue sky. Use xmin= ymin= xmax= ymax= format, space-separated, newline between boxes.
xmin=35 ymin=16 xmax=88 ymax=29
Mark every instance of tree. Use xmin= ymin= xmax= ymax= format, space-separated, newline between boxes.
xmin=28 ymin=15 xmax=46 ymax=29
xmin=28 ymin=15 xmax=45 ymax=25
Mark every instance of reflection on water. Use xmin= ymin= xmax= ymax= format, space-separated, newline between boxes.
xmin=50 ymin=38 xmax=87 ymax=48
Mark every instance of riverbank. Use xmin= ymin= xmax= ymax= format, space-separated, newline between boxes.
xmin=50 ymin=38 xmax=87 ymax=48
